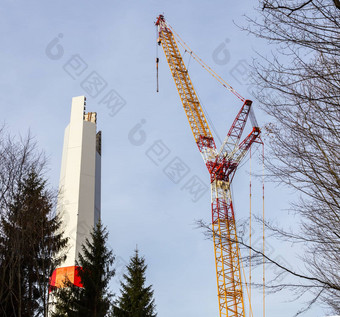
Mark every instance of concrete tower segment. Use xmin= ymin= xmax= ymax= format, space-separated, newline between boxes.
xmin=50 ymin=96 xmax=101 ymax=288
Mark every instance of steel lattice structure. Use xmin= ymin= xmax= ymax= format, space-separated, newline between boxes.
xmin=156 ymin=15 xmax=261 ymax=317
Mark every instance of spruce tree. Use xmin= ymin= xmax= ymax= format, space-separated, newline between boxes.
xmin=0 ymin=170 xmax=68 ymax=317
xmin=113 ymin=249 xmax=157 ymax=317
xmin=53 ymin=221 xmax=115 ymax=317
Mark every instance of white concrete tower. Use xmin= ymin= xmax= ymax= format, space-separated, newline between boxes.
xmin=50 ymin=96 xmax=101 ymax=287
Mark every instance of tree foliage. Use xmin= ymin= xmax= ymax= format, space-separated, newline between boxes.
xmin=0 ymin=130 xmax=68 ymax=317
xmin=113 ymin=249 xmax=156 ymax=317
xmin=52 ymin=221 xmax=115 ymax=317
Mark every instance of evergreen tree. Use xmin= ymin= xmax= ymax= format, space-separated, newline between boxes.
xmin=0 ymin=170 xmax=68 ymax=317
xmin=53 ymin=221 xmax=115 ymax=317
xmin=113 ymin=249 xmax=156 ymax=317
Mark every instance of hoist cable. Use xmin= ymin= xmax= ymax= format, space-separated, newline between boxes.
xmin=156 ymin=26 xmax=160 ymax=92
xmin=249 ymin=147 xmax=252 ymax=305
xmin=167 ymin=22 xmax=246 ymax=102
xmin=262 ymin=141 xmax=266 ymax=317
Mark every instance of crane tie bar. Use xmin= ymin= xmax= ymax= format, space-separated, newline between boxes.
xmin=167 ymin=23 xmax=246 ymax=103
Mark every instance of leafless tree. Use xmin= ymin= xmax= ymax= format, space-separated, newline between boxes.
xmin=0 ymin=128 xmax=68 ymax=317
xmin=231 ymin=0 xmax=340 ymax=314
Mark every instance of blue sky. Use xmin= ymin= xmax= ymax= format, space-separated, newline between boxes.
xmin=0 ymin=1 xmax=327 ymax=316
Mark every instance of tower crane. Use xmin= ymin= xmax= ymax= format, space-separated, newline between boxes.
xmin=155 ymin=15 xmax=261 ymax=317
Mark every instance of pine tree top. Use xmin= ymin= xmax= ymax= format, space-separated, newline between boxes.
xmin=113 ymin=248 xmax=157 ymax=317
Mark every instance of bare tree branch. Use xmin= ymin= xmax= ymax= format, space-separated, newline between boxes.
xmin=263 ymin=0 xmax=314 ymax=15
xmin=333 ymin=0 xmax=340 ymax=9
